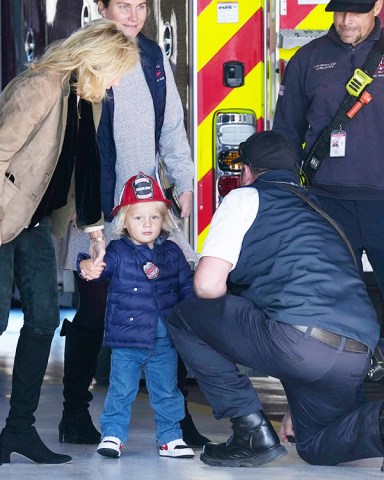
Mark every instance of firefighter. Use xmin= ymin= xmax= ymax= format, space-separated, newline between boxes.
xmin=167 ymin=131 xmax=383 ymax=467
xmin=273 ymin=0 xmax=384 ymax=297
xmin=56 ymin=0 xmax=209 ymax=449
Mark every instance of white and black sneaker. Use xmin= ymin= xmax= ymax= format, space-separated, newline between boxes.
xmin=159 ymin=439 xmax=195 ymax=458
xmin=97 ymin=436 xmax=122 ymax=458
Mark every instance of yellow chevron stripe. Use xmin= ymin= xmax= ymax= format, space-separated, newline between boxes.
xmin=280 ymin=6 xmax=333 ymax=61
xmin=198 ymin=0 xmax=261 ymax=71
xmin=198 ymin=223 xmax=211 ymax=252
xmin=297 ymin=4 xmax=332 ymax=30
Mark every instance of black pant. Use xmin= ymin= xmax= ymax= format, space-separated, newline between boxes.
xmin=0 ymin=217 xmax=59 ymax=335
xmin=318 ymin=197 xmax=384 ymax=294
xmin=72 ymin=272 xmax=107 ymax=331
xmin=168 ymin=295 xmax=384 ymax=465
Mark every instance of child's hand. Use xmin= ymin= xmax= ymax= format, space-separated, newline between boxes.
xmin=80 ymin=258 xmax=106 ymax=281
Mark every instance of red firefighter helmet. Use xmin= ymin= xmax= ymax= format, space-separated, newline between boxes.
xmin=111 ymin=172 xmax=172 ymax=217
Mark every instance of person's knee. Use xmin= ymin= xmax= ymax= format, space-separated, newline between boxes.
xmin=168 ymin=299 xmax=194 ymax=329
xmin=296 ymin=443 xmax=336 ymax=466
xmin=21 ymin=324 xmax=56 ymax=338
xmin=23 ymin=306 xmax=59 ymax=336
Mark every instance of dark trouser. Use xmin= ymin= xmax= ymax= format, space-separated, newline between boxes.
xmin=168 ymin=296 xmax=384 ymax=465
xmin=317 ymin=197 xmax=384 ymax=294
xmin=72 ymin=271 xmax=108 ymax=331
xmin=0 ymin=217 xmax=60 ymax=335
xmin=302 ymin=198 xmax=384 ymax=403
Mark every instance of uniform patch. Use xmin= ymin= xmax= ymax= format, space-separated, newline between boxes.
xmin=374 ymin=56 xmax=384 ymax=77
xmin=143 ymin=262 xmax=160 ymax=280
xmin=313 ymin=62 xmax=336 ymax=71
xmin=155 ymin=64 xmax=165 ymax=82
xmin=132 ymin=172 xmax=154 ymax=201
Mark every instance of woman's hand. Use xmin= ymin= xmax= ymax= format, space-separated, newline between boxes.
xmin=80 ymin=258 xmax=106 ymax=281
xmin=178 ymin=191 xmax=193 ymax=219
xmin=88 ymin=232 xmax=106 ymax=265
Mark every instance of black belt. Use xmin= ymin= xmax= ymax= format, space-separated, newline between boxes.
xmin=292 ymin=325 xmax=368 ymax=354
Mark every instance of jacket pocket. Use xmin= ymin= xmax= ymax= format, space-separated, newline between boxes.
xmin=1 ymin=175 xmax=39 ymax=243
xmin=1 ymin=175 xmax=19 ymax=212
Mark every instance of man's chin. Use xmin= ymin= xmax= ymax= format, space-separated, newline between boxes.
xmin=121 ymin=26 xmax=140 ymax=38
xmin=338 ymin=31 xmax=361 ymax=45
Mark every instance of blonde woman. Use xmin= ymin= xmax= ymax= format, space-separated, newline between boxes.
xmin=0 ymin=19 xmax=138 ymax=465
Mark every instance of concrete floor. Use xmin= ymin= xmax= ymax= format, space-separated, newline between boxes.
xmin=0 ymin=309 xmax=384 ymax=479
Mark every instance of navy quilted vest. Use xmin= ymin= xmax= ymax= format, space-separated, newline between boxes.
xmin=97 ymin=33 xmax=166 ymax=220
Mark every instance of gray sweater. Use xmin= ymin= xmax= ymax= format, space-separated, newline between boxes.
xmin=113 ymin=49 xmax=194 ymax=204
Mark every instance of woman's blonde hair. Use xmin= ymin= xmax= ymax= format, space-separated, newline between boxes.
xmin=31 ymin=19 xmax=139 ymax=102
xmin=113 ymin=202 xmax=178 ymax=238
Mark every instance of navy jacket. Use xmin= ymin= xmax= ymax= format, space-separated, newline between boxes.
xmin=273 ymin=19 xmax=384 ymax=200
xmin=97 ymin=33 xmax=166 ymax=220
xmin=228 ymin=171 xmax=379 ymax=351
xmin=78 ymin=235 xmax=195 ymax=349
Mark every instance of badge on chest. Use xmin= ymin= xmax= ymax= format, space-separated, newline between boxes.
xmin=330 ymin=129 xmax=346 ymax=157
xmin=143 ymin=261 xmax=160 ymax=280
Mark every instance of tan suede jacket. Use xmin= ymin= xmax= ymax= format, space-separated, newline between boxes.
xmin=0 ymin=68 xmax=102 ymax=244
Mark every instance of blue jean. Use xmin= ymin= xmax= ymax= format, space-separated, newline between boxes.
xmin=0 ymin=217 xmax=59 ymax=335
xmin=100 ymin=336 xmax=185 ymax=445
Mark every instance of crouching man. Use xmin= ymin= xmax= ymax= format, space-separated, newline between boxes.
xmin=167 ymin=131 xmax=383 ymax=467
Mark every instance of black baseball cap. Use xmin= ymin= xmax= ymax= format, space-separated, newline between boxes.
xmin=231 ymin=131 xmax=297 ymax=171
xmin=325 ymin=0 xmax=376 ymax=13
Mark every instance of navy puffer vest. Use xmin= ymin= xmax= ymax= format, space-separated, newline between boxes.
xmin=97 ymin=34 xmax=166 ymax=220
xmin=228 ymin=171 xmax=379 ymax=351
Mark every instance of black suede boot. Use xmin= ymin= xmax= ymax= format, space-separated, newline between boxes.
xmin=177 ymin=355 xmax=210 ymax=448
xmin=0 ymin=427 xmax=71 ymax=464
xmin=0 ymin=328 xmax=71 ymax=464
xmin=58 ymin=319 xmax=103 ymax=444
xmin=200 ymin=411 xmax=287 ymax=467
xmin=180 ymin=403 xmax=211 ymax=448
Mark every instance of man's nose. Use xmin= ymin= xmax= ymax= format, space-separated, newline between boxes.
xmin=341 ymin=12 xmax=355 ymax=24
xmin=127 ymin=6 xmax=138 ymax=20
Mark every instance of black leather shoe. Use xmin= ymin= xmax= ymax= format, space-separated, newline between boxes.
xmin=59 ymin=412 xmax=101 ymax=444
xmin=0 ymin=427 xmax=72 ymax=464
xmin=200 ymin=411 xmax=287 ymax=467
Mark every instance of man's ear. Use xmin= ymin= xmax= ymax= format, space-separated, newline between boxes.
xmin=241 ymin=164 xmax=256 ymax=186
xmin=374 ymin=0 xmax=383 ymax=16
xmin=97 ymin=1 xmax=107 ymax=18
